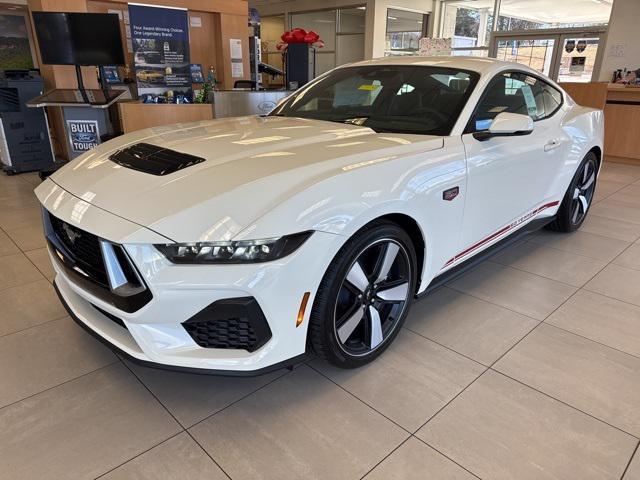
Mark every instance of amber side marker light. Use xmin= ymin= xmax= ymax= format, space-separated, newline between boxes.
xmin=296 ymin=292 xmax=311 ymax=327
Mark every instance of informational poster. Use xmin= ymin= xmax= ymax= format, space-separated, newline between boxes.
xmin=129 ymin=4 xmax=192 ymax=103
xmin=0 ymin=14 xmax=34 ymax=69
xmin=230 ymin=38 xmax=244 ymax=78
xmin=67 ymin=120 xmax=100 ymax=153
xmin=419 ymin=38 xmax=452 ymax=56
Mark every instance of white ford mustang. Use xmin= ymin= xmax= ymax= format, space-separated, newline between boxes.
xmin=36 ymin=57 xmax=603 ymax=374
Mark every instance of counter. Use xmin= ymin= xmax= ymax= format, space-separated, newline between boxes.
xmin=117 ymin=102 xmax=214 ymax=133
xmin=212 ymin=90 xmax=291 ymax=118
xmin=560 ymin=82 xmax=640 ymax=162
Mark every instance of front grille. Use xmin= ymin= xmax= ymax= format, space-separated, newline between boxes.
xmin=43 ymin=209 xmax=153 ymax=313
xmin=182 ymin=297 xmax=272 ymax=352
xmin=109 ymin=143 xmax=205 ymax=176
xmin=48 ymin=214 xmax=109 ymax=287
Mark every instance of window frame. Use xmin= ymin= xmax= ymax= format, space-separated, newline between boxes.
xmin=464 ymin=69 xmax=564 ymax=134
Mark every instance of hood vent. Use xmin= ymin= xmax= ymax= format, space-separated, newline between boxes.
xmin=109 ymin=143 xmax=205 ymax=176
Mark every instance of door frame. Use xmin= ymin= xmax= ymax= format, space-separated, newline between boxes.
xmin=489 ymin=26 xmax=607 ymax=82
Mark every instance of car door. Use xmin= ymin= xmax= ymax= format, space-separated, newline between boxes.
xmin=458 ymin=71 xmax=567 ymax=257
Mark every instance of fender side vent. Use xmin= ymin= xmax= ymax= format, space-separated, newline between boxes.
xmin=109 ymin=143 xmax=205 ymax=176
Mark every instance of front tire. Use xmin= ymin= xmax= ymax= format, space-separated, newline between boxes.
xmin=547 ymin=152 xmax=598 ymax=232
xmin=309 ymin=221 xmax=417 ymax=368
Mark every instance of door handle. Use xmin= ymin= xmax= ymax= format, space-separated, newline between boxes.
xmin=544 ymin=139 xmax=562 ymax=152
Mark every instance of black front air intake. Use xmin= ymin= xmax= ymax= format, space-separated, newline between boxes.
xmin=109 ymin=143 xmax=205 ymax=176
xmin=182 ymin=297 xmax=272 ymax=352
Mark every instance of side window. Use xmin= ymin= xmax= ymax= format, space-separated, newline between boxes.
xmin=540 ymin=82 xmax=563 ymax=118
xmin=472 ymin=72 xmax=546 ymax=131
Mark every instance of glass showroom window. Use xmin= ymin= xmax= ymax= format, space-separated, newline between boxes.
xmin=441 ymin=0 xmax=494 ymax=49
xmin=290 ymin=10 xmax=336 ymax=75
xmin=290 ymin=6 xmax=366 ymax=76
xmin=385 ymin=9 xmax=428 ymax=56
xmin=337 ymin=7 xmax=366 ymax=66
xmin=496 ymin=0 xmax=612 ymax=30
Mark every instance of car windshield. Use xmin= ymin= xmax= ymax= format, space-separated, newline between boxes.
xmin=271 ymin=65 xmax=479 ymax=136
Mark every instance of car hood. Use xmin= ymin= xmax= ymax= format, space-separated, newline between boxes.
xmin=47 ymin=116 xmax=444 ymax=242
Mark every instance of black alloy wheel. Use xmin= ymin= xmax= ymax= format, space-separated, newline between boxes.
xmin=309 ymin=222 xmax=417 ymax=368
xmin=570 ymin=156 xmax=597 ymax=226
xmin=547 ymin=151 xmax=599 ymax=233
xmin=334 ymin=239 xmax=411 ymax=356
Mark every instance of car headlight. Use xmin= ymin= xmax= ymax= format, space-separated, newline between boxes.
xmin=154 ymin=231 xmax=313 ymax=264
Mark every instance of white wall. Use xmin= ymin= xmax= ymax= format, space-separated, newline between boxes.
xmin=598 ymin=0 xmax=640 ymax=81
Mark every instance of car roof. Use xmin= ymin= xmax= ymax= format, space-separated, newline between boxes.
xmin=346 ymin=55 xmax=536 ymax=77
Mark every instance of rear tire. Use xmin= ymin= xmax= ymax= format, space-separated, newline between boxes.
xmin=547 ymin=152 xmax=598 ymax=233
xmin=308 ymin=221 xmax=417 ymax=368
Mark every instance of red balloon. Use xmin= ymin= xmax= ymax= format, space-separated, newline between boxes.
xmin=304 ymin=31 xmax=320 ymax=43
xmin=280 ymin=28 xmax=323 ymax=46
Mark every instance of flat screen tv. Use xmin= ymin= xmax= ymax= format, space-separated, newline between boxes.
xmin=32 ymin=12 xmax=125 ymax=66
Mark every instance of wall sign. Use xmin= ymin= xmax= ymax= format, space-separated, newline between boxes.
xmin=67 ymin=120 xmax=99 ymax=153
xmin=129 ymin=4 xmax=191 ymax=103
xmin=569 ymin=56 xmax=586 ymax=74
xmin=230 ymin=38 xmax=244 ymax=78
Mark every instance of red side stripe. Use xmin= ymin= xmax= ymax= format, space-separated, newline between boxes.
xmin=442 ymin=201 xmax=559 ymax=268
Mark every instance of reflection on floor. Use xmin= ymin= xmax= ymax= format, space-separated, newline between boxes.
xmin=1 ymin=160 xmax=640 ymax=480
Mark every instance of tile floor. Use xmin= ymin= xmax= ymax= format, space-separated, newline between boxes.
xmin=1 ymin=161 xmax=640 ymax=480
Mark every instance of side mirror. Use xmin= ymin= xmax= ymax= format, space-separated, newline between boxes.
xmin=473 ymin=112 xmax=534 ymax=141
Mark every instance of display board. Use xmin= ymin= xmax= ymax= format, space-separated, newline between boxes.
xmin=0 ymin=14 xmax=33 ymax=69
xmin=128 ymin=4 xmax=191 ymax=103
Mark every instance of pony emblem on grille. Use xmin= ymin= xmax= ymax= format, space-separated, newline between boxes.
xmin=62 ymin=223 xmax=81 ymax=245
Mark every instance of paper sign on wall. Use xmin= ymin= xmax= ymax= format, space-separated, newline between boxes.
xmin=230 ymin=39 xmax=243 ymax=78
xmin=608 ymin=43 xmax=625 ymax=58
xmin=230 ymin=39 xmax=242 ymax=60
xmin=231 ymin=60 xmax=244 ymax=78
xmin=190 ymin=16 xmax=202 ymax=27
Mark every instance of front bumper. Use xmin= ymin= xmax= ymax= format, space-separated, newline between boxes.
xmin=37 ymin=180 xmax=344 ymax=374
xmin=53 ymin=281 xmax=308 ymax=376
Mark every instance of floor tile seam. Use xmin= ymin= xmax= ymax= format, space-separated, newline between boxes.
xmin=488 ymin=369 xmax=640 ymax=441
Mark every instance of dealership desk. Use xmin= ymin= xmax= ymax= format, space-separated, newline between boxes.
xmin=118 ymin=102 xmax=214 ymax=133
xmin=560 ymin=82 xmax=640 ymax=163
xmin=212 ymin=90 xmax=290 ymax=118
xmin=117 ymin=90 xmax=291 ymax=133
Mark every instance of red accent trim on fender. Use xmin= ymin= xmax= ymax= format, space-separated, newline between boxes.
xmin=442 ymin=201 xmax=560 ymax=268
